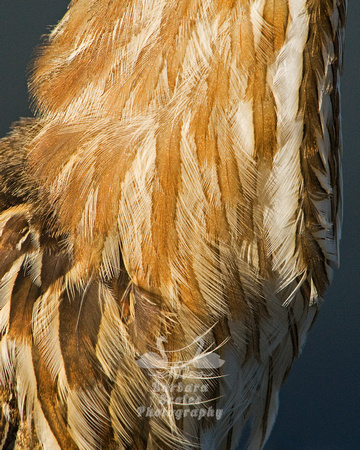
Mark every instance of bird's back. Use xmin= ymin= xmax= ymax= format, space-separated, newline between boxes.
xmin=0 ymin=0 xmax=346 ymax=448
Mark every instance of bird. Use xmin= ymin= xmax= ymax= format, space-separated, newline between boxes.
xmin=0 ymin=0 xmax=347 ymax=449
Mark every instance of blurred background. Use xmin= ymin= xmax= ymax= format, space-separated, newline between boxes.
xmin=0 ymin=2 xmax=359 ymax=449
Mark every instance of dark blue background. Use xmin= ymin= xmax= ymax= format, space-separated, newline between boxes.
xmin=0 ymin=2 xmax=359 ymax=449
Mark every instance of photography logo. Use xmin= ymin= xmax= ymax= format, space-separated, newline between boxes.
xmin=136 ymin=337 xmax=225 ymax=421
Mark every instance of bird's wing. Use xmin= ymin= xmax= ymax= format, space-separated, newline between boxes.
xmin=0 ymin=1 xmax=347 ymax=449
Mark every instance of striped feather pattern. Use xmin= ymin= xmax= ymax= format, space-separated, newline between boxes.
xmin=0 ymin=0 xmax=346 ymax=448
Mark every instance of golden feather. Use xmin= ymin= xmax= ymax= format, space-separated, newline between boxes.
xmin=0 ymin=0 xmax=347 ymax=448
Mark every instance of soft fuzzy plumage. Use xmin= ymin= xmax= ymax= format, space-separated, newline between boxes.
xmin=0 ymin=0 xmax=346 ymax=448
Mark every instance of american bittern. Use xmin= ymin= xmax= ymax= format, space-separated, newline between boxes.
xmin=0 ymin=1 xmax=347 ymax=449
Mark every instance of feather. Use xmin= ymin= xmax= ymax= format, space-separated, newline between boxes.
xmin=0 ymin=0 xmax=347 ymax=448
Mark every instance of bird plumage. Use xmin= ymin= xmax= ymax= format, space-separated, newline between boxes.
xmin=0 ymin=0 xmax=346 ymax=448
